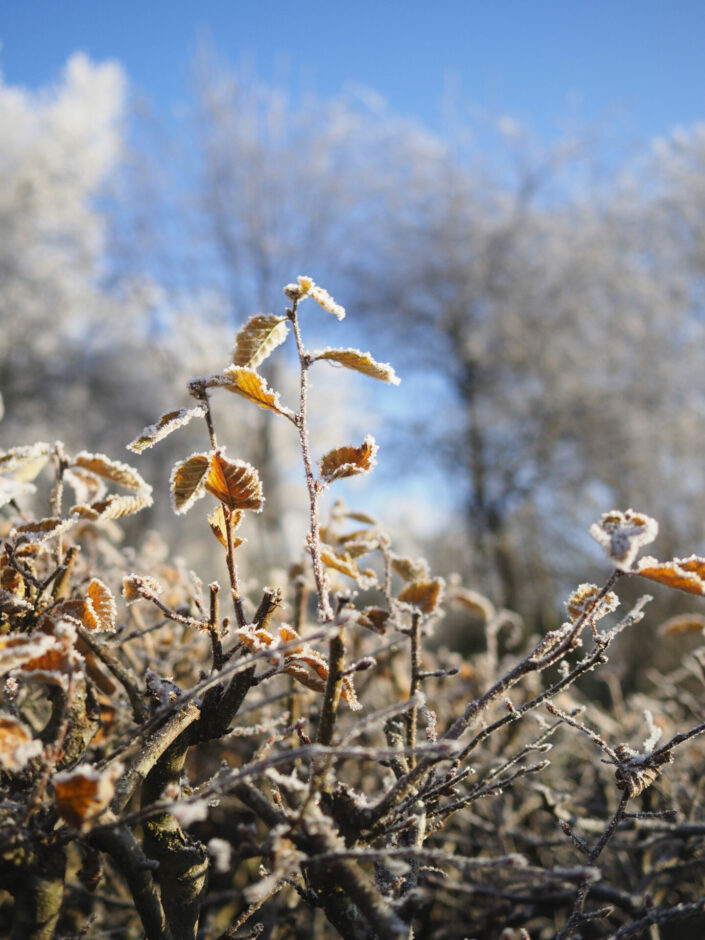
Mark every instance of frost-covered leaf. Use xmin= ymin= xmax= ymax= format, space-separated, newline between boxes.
xmin=589 ymin=509 xmax=658 ymax=571
xmin=636 ymin=555 xmax=705 ymax=595
xmin=127 ymin=405 xmax=206 ymax=454
xmin=206 ymin=453 xmax=264 ymax=512
xmin=288 ymin=276 xmax=346 ymax=320
xmin=10 ymin=517 xmax=76 ymax=545
xmin=170 ymin=453 xmax=211 ymax=515
xmin=0 ymin=632 xmax=57 ymax=674
xmin=0 ymin=443 xmax=51 ymax=481
xmin=565 ymin=583 xmax=620 ymax=622
xmin=355 ymin=606 xmax=391 ymax=634
xmin=319 ymin=544 xmax=377 ymax=589
xmin=391 ymin=554 xmax=430 ymax=583
xmin=319 ymin=435 xmax=378 ymax=484
xmin=312 ymin=347 xmax=400 ymax=384
xmin=0 ymin=588 xmax=32 ymax=615
xmin=54 ymin=762 xmax=123 ymax=831
xmin=63 ymin=467 xmax=107 ymax=506
xmin=232 ymin=314 xmax=289 ymax=369
xmin=73 ymin=452 xmax=148 ymax=492
xmin=207 ymin=505 xmax=245 ymax=549
xmin=280 ymin=626 xmax=361 ymax=709
xmin=81 ymin=579 xmax=117 ymax=633
xmin=345 ymin=510 xmax=379 ymax=526
xmin=397 ymin=578 xmax=445 ymax=614
xmin=70 ymin=491 xmax=153 ymax=521
xmin=0 ymin=713 xmax=43 ymax=771
xmin=123 ymin=574 xmax=162 ymax=605
xmin=212 ymin=366 xmax=294 ymax=419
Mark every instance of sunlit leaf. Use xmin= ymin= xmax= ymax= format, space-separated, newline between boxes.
xmin=170 ymin=452 xmax=211 ymax=515
xmin=397 ymin=578 xmax=445 ymax=614
xmin=71 ymin=491 xmax=153 ymax=521
xmin=82 ymin=579 xmax=117 ymax=633
xmin=127 ymin=405 xmax=206 ymax=454
xmin=319 ymin=435 xmax=378 ymax=484
xmin=123 ymin=574 xmax=162 ymax=605
xmin=206 ymin=452 xmax=264 ymax=512
xmin=636 ymin=555 xmax=705 ymax=595
xmin=211 ymin=366 xmax=294 ymax=419
xmin=355 ymin=606 xmax=390 ymax=634
xmin=0 ymin=443 xmax=51 ymax=481
xmin=391 ymin=554 xmax=430 ymax=583
xmin=232 ymin=314 xmax=289 ymax=369
xmin=207 ymin=505 xmax=244 ymax=549
xmin=73 ymin=452 xmax=149 ymax=492
xmin=319 ymin=544 xmax=377 ymax=589
xmin=54 ymin=762 xmax=123 ymax=831
xmin=0 ymin=713 xmax=43 ymax=771
xmin=312 ymin=347 xmax=400 ymax=384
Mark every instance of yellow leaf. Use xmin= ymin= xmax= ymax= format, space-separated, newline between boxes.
xmin=312 ymin=347 xmax=400 ymax=384
xmin=205 ymin=452 xmax=264 ymax=512
xmin=170 ymin=453 xmax=210 ymax=515
xmin=127 ymin=405 xmax=206 ymax=454
xmin=232 ymin=314 xmax=289 ymax=369
xmin=211 ymin=366 xmax=294 ymax=419
xmin=319 ymin=435 xmax=378 ymax=484
xmin=397 ymin=578 xmax=445 ymax=614
xmin=319 ymin=544 xmax=377 ymax=588
xmin=70 ymin=491 xmax=153 ymax=521
xmin=207 ymin=505 xmax=244 ymax=549
xmin=391 ymin=554 xmax=430 ymax=583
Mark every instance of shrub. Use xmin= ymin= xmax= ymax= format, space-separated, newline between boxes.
xmin=2 ymin=278 xmax=705 ymax=939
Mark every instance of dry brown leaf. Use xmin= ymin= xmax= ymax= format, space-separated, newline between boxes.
xmin=207 ymin=505 xmax=244 ymax=549
xmin=54 ymin=762 xmax=124 ymax=831
xmin=659 ymin=613 xmax=705 ymax=636
xmin=0 ymin=713 xmax=42 ymax=771
xmin=170 ymin=453 xmax=211 ymax=515
xmin=73 ymin=452 xmax=148 ymax=492
xmin=319 ymin=435 xmax=378 ymax=484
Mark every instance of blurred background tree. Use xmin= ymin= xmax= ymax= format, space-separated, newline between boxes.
xmin=2 ymin=48 xmax=705 ymax=644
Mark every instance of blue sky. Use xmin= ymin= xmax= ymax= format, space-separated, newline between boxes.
xmin=1 ymin=0 xmax=704 ymax=145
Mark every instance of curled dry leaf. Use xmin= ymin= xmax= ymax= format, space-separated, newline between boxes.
xmin=636 ymin=555 xmax=705 ymax=595
xmin=170 ymin=452 xmax=211 ymax=515
xmin=61 ymin=579 xmax=117 ymax=633
xmin=447 ymin=586 xmax=496 ymax=622
xmin=589 ymin=509 xmax=658 ymax=571
xmin=206 ymin=452 xmax=264 ymax=513
xmin=0 ymin=632 xmax=57 ymax=674
xmin=319 ymin=435 xmax=378 ymax=484
xmin=397 ymin=578 xmax=445 ymax=614
xmin=565 ymin=583 xmax=620 ymax=623
xmin=232 ymin=314 xmax=289 ymax=369
xmin=214 ymin=366 xmax=294 ymax=420
xmin=659 ymin=612 xmax=705 ymax=636
xmin=70 ymin=491 xmax=153 ymax=521
xmin=10 ymin=517 xmax=76 ymax=546
xmin=54 ymin=761 xmax=124 ymax=831
xmin=127 ymin=405 xmax=206 ymax=454
xmin=0 ymin=713 xmax=43 ymax=771
xmin=311 ymin=347 xmax=400 ymax=384
xmin=290 ymin=276 xmax=346 ymax=320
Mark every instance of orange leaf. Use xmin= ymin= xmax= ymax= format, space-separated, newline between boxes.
xmin=54 ymin=762 xmax=123 ymax=831
xmin=212 ymin=366 xmax=294 ymax=419
xmin=636 ymin=556 xmax=705 ymax=595
xmin=206 ymin=453 xmax=264 ymax=512
xmin=397 ymin=578 xmax=445 ymax=614
xmin=207 ymin=505 xmax=244 ymax=549
xmin=319 ymin=435 xmax=378 ymax=484
xmin=0 ymin=713 xmax=42 ymax=771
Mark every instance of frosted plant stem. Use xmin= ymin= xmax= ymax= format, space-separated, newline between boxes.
xmin=289 ymin=303 xmax=334 ymax=622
